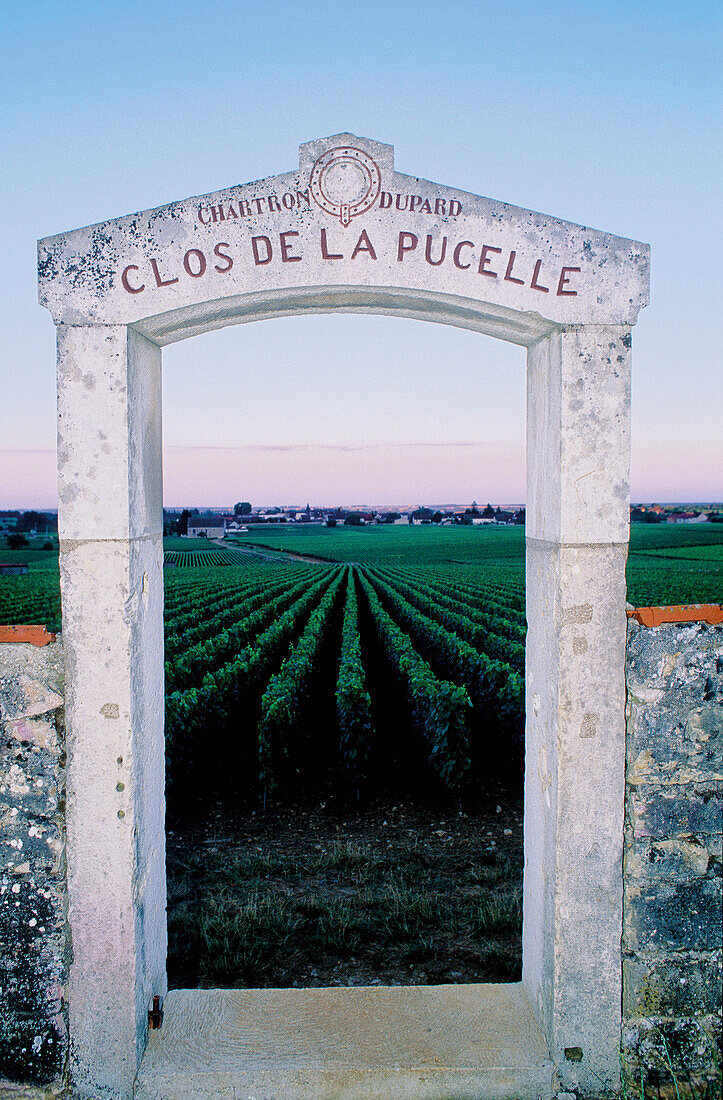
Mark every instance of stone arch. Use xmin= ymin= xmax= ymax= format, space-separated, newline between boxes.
xmin=38 ymin=133 xmax=649 ymax=1099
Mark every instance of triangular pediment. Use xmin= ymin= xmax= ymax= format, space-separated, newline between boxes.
xmin=38 ymin=132 xmax=649 ymax=341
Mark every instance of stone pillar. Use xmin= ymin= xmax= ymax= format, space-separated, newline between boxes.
xmin=57 ymin=325 xmax=166 ymax=1099
xmin=523 ymin=325 xmax=632 ymax=1094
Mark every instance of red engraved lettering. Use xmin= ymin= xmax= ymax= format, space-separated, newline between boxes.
xmin=419 ymin=199 xmax=432 ymax=214
xmin=253 ymin=198 xmax=266 ymax=214
xmin=320 ymin=228 xmax=343 ymax=260
xmin=379 ymin=192 xmax=392 ymax=209
xmin=504 ymin=251 xmax=524 ymax=285
xmin=557 ymin=266 xmax=581 ymax=296
xmin=409 ymin=196 xmax=422 ymax=213
xmin=448 ymin=200 xmax=462 ymax=216
xmin=282 ymin=192 xmax=295 ymax=210
xmin=267 ymin=194 xmax=282 ymax=213
xmin=424 ymin=234 xmax=447 ymax=266
xmin=198 ymin=206 xmax=212 ymax=226
xmin=280 ymin=231 xmax=302 ymax=262
xmin=351 ymin=230 xmax=377 ymax=260
xmin=252 ymin=236 xmax=272 ymax=265
xmin=434 ymin=199 xmax=447 ymax=215
xmin=183 ymin=249 xmax=207 ymax=278
xmin=238 ymin=200 xmax=251 ymax=217
xmin=225 ymin=203 xmax=238 ymax=219
xmin=213 ymin=242 xmax=233 ymax=273
xmin=530 ymin=259 xmax=549 ymax=293
xmin=209 ymin=205 xmax=224 ymax=224
xmin=478 ymin=245 xmax=502 ymax=277
xmin=121 ymin=265 xmax=145 ymax=294
xmin=453 ymin=240 xmax=474 ymax=269
xmin=295 ymin=189 xmax=310 ymax=207
xmin=150 ymin=259 xmax=179 ymax=288
xmin=397 ymin=232 xmax=418 ymax=260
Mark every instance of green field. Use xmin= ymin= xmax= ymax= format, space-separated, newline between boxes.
xmin=0 ymin=542 xmax=59 ymax=570
xmin=228 ymin=523 xmax=527 ymax=564
xmin=1 ymin=523 xmax=720 ymax=637
xmin=163 ymin=536 xmax=228 ymax=551
xmin=230 ymin=522 xmax=723 ymax=604
xmin=165 ymin=546 xmax=260 ymax=567
xmin=2 ymin=521 xmax=719 ymax=801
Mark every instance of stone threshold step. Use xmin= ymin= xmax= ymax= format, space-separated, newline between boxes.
xmin=134 ymin=982 xmax=555 ymax=1100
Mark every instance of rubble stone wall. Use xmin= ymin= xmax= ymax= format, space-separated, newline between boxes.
xmin=623 ymin=619 xmax=722 ymax=1096
xmin=0 ymin=641 xmax=68 ymax=1096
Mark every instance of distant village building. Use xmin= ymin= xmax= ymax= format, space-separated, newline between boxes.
xmin=667 ymin=511 xmax=709 ymax=524
xmin=186 ymin=514 xmax=227 ymax=538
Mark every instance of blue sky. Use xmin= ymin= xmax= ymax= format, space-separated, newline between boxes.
xmin=1 ymin=0 xmax=720 ymax=507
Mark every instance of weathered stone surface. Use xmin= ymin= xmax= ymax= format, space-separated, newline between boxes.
xmin=623 ymin=951 xmax=722 ymax=1018
xmin=621 ymin=1014 xmax=721 ymax=1090
xmin=623 ymin=868 xmax=721 ymax=954
xmin=525 ymin=539 xmax=628 ymax=1095
xmin=60 ymin=536 xmax=166 ymax=1100
xmin=38 ymin=133 xmax=649 ymax=337
xmin=623 ymin=621 xmax=722 ymax=1094
xmin=626 ymin=621 xmax=723 ymax=786
xmin=0 ymin=1013 xmax=67 ymax=1088
xmin=521 ymin=315 xmax=633 ymax=1099
xmin=522 ymin=325 xmax=632 ymax=1100
xmin=0 ymin=676 xmax=63 ymax=724
xmin=0 ymin=642 xmax=68 ymax=1092
xmin=627 ymin=781 xmax=722 ymax=837
xmin=0 ymin=645 xmax=64 ymax=721
xmin=51 ymin=322 xmax=167 ymax=1100
xmin=0 ymin=1079 xmax=66 ymax=1098
xmin=134 ymin=984 xmax=555 ymax=1100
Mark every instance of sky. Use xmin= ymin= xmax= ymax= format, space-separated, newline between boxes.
xmin=1 ymin=0 xmax=721 ymax=509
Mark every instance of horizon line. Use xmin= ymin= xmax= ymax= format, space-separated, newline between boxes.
xmin=3 ymin=500 xmax=722 ymax=513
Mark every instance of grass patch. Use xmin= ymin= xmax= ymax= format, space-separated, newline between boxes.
xmin=167 ymin=798 xmax=523 ymax=989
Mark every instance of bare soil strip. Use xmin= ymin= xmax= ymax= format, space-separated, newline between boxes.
xmin=167 ymin=792 xmax=523 ymax=990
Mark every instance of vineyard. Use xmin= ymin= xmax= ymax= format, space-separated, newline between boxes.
xmin=3 ymin=523 xmax=720 ymax=641
xmin=2 ymin=522 xmax=721 ymax=987
xmin=163 ymin=560 xmax=525 ymax=808
xmin=165 ymin=547 xmax=254 ymax=567
xmin=230 ymin=523 xmax=723 ymax=604
xmin=1 ymin=524 xmax=721 ymax=805
xmin=159 ymin=551 xmax=530 ymax=988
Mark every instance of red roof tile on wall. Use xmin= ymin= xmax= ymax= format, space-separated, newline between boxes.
xmin=0 ymin=625 xmax=56 ymax=646
xmin=627 ymin=605 xmax=723 ymax=627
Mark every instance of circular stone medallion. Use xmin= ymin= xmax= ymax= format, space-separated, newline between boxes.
xmin=309 ymin=146 xmax=382 ymax=226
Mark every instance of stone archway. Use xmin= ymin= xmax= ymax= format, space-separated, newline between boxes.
xmin=38 ymin=133 xmax=649 ymax=1099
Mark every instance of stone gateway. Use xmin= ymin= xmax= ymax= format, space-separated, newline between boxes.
xmin=37 ymin=133 xmax=649 ymax=1099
